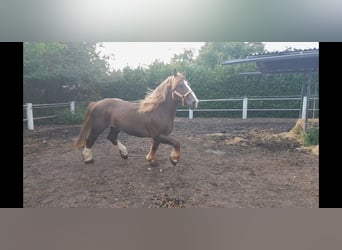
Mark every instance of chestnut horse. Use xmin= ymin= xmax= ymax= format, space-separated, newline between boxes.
xmin=74 ymin=69 xmax=199 ymax=166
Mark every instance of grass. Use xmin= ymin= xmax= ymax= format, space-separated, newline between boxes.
xmin=302 ymin=127 xmax=319 ymax=146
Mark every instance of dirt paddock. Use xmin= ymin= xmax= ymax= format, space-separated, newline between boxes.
xmin=24 ymin=118 xmax=318 ymax=208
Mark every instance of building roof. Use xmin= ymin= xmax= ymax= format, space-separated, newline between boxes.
xmin=222 ymin=48 xmax=319 ymax=74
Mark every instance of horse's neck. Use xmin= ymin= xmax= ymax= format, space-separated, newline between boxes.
xmin=155 ymin=92 xmax=178 ymax=119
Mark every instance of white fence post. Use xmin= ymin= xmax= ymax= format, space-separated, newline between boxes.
xmin=70 ymin=101 xmax=75 ymax=114
xmin=242 ymin=97 xmax=248 ymax=119
xmin=26 ymin=103 xmax=34 ymax=130
xmin=189 ymin=108 xmax=193 ymax=119
xmin=301 ymin=96 xmax=307 ymax=119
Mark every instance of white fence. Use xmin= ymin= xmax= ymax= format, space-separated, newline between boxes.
xmin=23 ymin=96 xmax=319 ymax=130
xmin=178 ymin=96 xmax=318 ymax=119
xmin=23 ymin=101 xmax=77 ymax=130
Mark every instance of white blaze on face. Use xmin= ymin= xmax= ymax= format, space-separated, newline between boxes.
xmin=184 ymin=80 xmax=199 ymax=108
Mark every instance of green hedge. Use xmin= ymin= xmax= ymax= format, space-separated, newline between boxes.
xmin=54 ymin=107 xmax=86 ymax=125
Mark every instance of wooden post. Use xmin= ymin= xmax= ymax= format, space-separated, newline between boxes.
xmin=26 ymin=103 xmax=34 ymax=130
xmin=301 ymin=96 xmax=307 ymax=120
xmin=304 ymin=72 xmax=312 ymax=132
xmin=242 ymin=97 xmax=248 ymax=119
xmin=189 ymin=108 xmax=193 ymax=119
xmin=70 ymin=101 xmax=75 ymax=114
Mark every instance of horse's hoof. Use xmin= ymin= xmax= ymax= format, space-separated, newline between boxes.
xmin=149 ymin=159 xmax=159 ymax=167
xmin=120 ymin=154 xmax=128 ymax=160
xmin=85 ymin=159 xmax=94 ymax=164
xmin=169 ymin=158 xmax=178 ymax=166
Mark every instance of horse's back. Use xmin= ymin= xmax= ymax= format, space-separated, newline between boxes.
xmin=97 ymin=98 xmax=139 ymax=111
xmin=90 ymin=98 xmax=139 ymax=124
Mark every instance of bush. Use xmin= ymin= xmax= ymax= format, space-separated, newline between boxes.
xmin=302 ymin=127 xmax=319 ymax=146
xmin=54 ymin=107 xmax=86 ymax=125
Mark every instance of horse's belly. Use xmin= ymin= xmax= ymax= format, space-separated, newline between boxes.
xmin=115 ymin=117 xmax=151 ymax=137
xmin=118 ymin=119 xmax=166 ymax=138
xmin=120 ymin=126 xmax=149 ymax=138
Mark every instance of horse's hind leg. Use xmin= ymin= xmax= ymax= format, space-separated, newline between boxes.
xmin=83 ymin=126 xmax=106 ymax=163
xmin=107 ymin=127 xmax=128 ymax=159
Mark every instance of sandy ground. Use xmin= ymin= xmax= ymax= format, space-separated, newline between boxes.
xmin=24 ymin=118 xmax=318 ymax=208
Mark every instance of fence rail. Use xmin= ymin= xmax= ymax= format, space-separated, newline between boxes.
xmin=23 ymin=101 xmax=77 ymax=130
xmin=23 ymin=96 xmax=319 ymax=130
xmin=178 ymin=96 xmax=318 ymax=120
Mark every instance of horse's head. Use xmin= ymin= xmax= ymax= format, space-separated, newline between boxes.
xmin=170 ymin=69 xmax=199 ymax=110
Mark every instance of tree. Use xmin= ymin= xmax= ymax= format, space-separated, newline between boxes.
xmin=195 ymin=42 xmax=265 ymax=68
xmin=24 ymin=42 xmax=110 ymax=103
xmin=170 ymin=49 xmax=195 ymax=64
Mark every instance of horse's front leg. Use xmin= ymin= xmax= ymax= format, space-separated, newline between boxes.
xmin=146 ymin=138 xmax=160 ymax=166
xmin=156 ymin=135 xmax=181 ymax=166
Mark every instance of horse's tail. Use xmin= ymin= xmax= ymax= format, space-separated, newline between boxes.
xmin=73 ymin=102 xmax=96 ymax=148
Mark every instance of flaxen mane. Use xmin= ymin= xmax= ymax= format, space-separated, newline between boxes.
xmin=139 ymin=74 xmax=183 ymax=112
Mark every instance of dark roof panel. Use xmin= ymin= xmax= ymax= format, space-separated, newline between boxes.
xmin=222 ymin=48 xmax=319 ymax=73
xmin=248 ymin=48 xmax=318 ymax=58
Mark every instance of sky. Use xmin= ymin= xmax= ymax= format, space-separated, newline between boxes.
xmin=98 ymin=42 xmax=319 ymax=71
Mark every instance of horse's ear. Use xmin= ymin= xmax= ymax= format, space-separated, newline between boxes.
xmin=173 ymin=68 xmax=177 ymax=77
xmin=182 ymin=71 xmax=186 ymax=78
